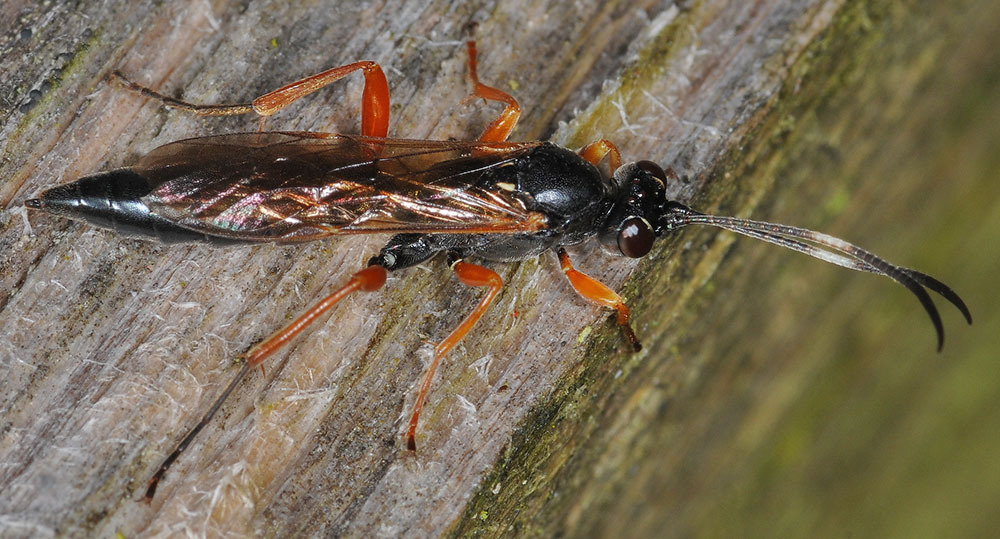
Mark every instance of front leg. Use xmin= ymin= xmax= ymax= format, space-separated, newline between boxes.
xmin=557 ymin=247 xmax=641 ymax=351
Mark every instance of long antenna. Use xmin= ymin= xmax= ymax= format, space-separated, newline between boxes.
xmin=659 ymin=203 xmax=972 ymax=351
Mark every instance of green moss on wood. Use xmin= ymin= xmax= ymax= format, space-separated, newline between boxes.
xmin=451 ymin=1 xmax=996 ymax=536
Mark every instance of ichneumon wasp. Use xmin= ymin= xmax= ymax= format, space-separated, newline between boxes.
xmin=25 ymin=41 xmax=971 ymax=500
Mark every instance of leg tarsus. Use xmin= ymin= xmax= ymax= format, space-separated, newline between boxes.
xmin=557 ymin=247 xmax=641 ymax=351
xmin=144 ymin=360 xmax=253 ymax=501
xmin=110 ymin=71 xmax=254 ymax=116
xmin=143 ymin=263 xmax=388 ymax=499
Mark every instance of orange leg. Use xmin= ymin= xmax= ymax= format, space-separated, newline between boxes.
xmin=579 ymin=139 xmax=623 ymax=172
xmin=465 ymin=41 xmax=521 ymax=142
xmin=143 ymin=264 xmax=387 ymax=500
xmin=406 ymin=257 xmax=504 ymax=450
xmin=557 ymin=247 xmax=641 ymax=351
xmin=252 ymin=62 xmax=390 ymax=137
xmin=244 ymin=265 xmax=387 ymax=367
xmin=111 ymin=59 xmax=391 ymax=137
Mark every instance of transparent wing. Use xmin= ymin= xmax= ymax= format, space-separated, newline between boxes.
xmin=136 ymin=132 xmax=547 ymax=242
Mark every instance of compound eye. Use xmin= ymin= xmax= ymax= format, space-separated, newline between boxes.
xmin=617 ymin=217 xmax=655 ymax=258
xmin=636 ymin=160 xmax=667 ymax=184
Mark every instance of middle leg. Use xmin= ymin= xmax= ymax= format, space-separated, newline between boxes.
xmin=464 ymin=41 xmax=522 ymax=143
xmin=406 ymin=252 xmax=504 ymax=450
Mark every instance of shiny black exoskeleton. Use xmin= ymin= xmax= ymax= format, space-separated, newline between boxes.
xmin=26 ymin=140 xmax=669 ymax=270
xmin=369 ymin=145 xmax=667 ymax=271
xmin=26 ymin=134 xmax=970 ymax=351
xmin=25 ymin=169 xmax=244 ymax=245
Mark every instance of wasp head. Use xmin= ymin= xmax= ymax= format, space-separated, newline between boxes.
xmin=599 ymin=160 xmax=676 ymax=258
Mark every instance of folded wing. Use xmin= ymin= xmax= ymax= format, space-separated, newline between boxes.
xmin=136 ymin=132 xmax=546 ymax=242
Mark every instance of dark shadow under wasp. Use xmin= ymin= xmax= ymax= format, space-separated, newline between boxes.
xmin=24 ymin=41 xmax=971 ymax=501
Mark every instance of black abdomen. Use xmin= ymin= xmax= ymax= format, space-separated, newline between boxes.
xmin=26 ymin=169 xmax=242 ymax=244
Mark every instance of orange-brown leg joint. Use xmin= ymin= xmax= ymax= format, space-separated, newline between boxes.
xmin=579 ymin=139 xmax=623 ymax=172
xmin=252 ymin=61 xmax=391 ymax=138
xmin=244 ymin=265 xmax=387 ymax=368
xmin=465 ymin=41 xmax=521 ymax=143
xmin=406 ymin=259 xmax=504 ymax=450
xmin=557 ymin=248 xmax=641 ymax=351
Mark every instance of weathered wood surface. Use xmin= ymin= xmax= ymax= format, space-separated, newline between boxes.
xmin=1 ymin=0 xmax=996 ymax=536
